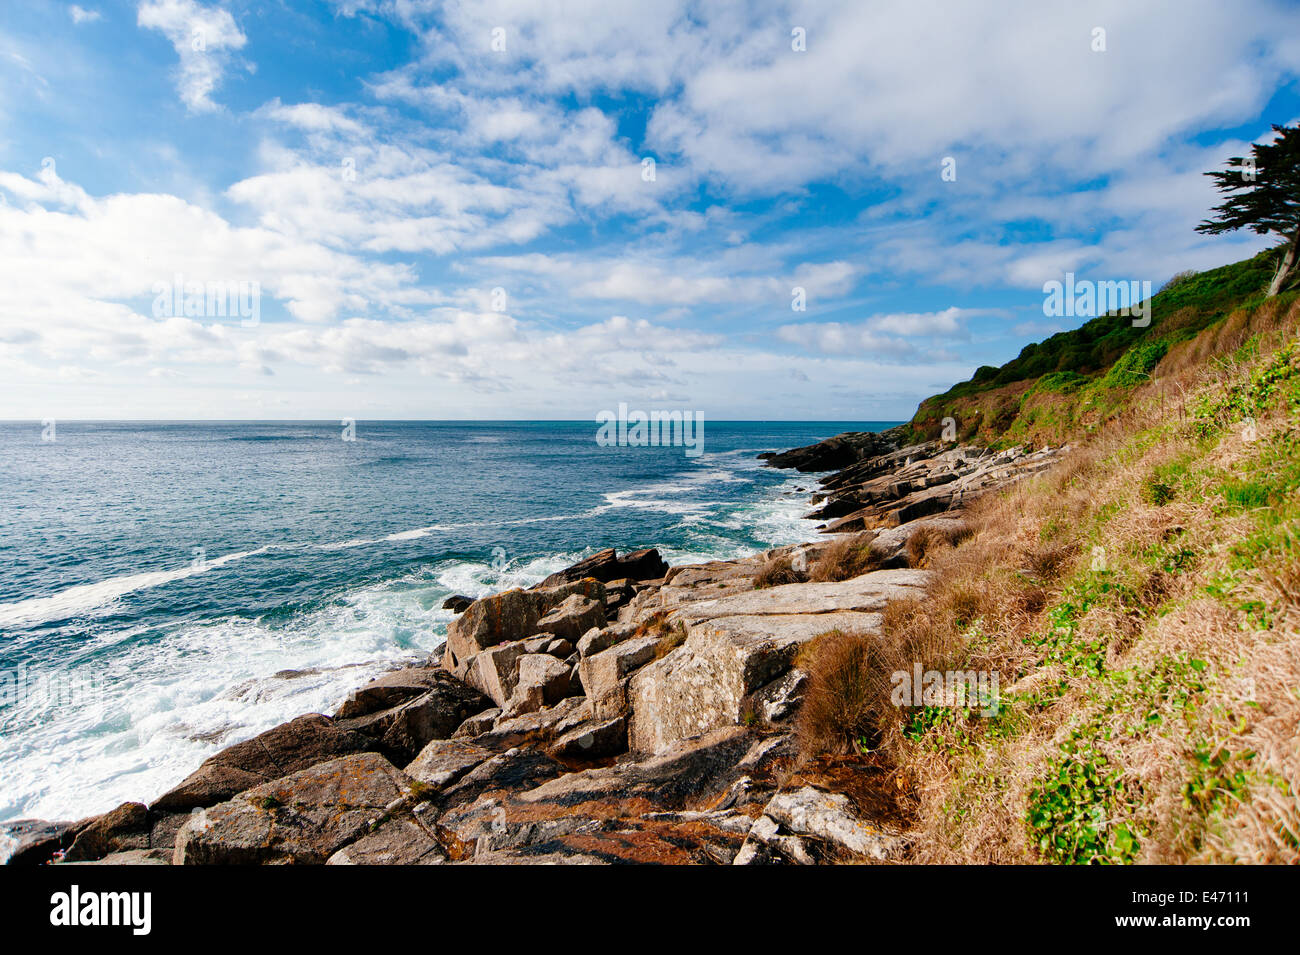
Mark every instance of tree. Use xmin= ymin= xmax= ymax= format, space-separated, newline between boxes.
xmin=1197 ymin=124 xmax=1300 ymax=297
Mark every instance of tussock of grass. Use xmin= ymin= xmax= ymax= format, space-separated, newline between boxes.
xmin=752 ymin=554 xmax=807 ymax=589
xmin=808 ymin=533 xmax=881 ymax=582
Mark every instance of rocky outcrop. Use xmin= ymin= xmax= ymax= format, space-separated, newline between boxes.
xmin=334 ymin=666 xmax=493 ymax=762
xmin=441 ymin=578 xmax=607 ymax=674
xmin=758 ymin=428 xmax=904 ymax=472
xmin=173 ymin=753 xmax=423 ymax=865
xmin=13 ymin=427 xmax=1062 ymax=867
xmin=151 ymin=714 xmax=378 ymax=812
xmin=539 ymin=548 xmax=669 ymax=588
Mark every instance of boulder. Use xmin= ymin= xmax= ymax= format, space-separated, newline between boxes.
xmin=442 ymin=595 xmax=474 ymax=614
xmin=737 ymin=786 xmax=906 ymax=863
xmin=326 ymin=816 xmax=446 ymax=865
xmin=151 ymin=714 xmax=378 ymax=812
xmin=502 ymin=654 xmax=572 ymax=717
xmin=334 ymin=666 xmax=467 ymax=719
xmin=452 ymin=708 xmax=500 ymax=738
xmin=1 ymin=819 xmax=82 ymax=866
xmin=442 ymin=579 xmax=606 ymax=672
xmin=576 ymin=622 xmax=635 ymax=657
xmin=336 ymin=675 xmax=492 ymax=764
xmin=539 ymin=548 xmax=668 ymax=588
xmin=548 ymin=715 xmax=628 ymax=760
xmin=629 ymin=614 xmax=881 ymax=754
xmin=462 ymin=640 xmax=528 ymax=707
xmin=173 ymin=753 xmax=418 ymax=865
xmin=666 ymin=569 xmax=931 ymax=622
xmin=404 ymin=739 xmax=494 ymax=789
xmin=62 ymin=802 xmax=150 ymax=862
xmin=578 ymin=636 xmax=661 ymax=720
xmin=535 ymin=594 xmax=607 ymax=642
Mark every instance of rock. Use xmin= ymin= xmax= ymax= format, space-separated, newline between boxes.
xmin=502 ymin=654 xmax=572 ymax=717
xmin=1 ymin=819 xmax=82 ymax=866
xmin=173 ymin=753 xmax=418 ymax=865
xmin=578 ymin=635 xmax=661 ymax=720
xmin=442 ymin=595 xmax=474 ymax=614
xmin=452 ymin=708 xmax=500 ymax=738
xmin=576 ymin=622 xmax=636 ymax=657
xmin=60 ymin=848 xmax=171 ymax=866
xmin=462 ymin=640 xmax=528 ymax=706
xmin=759 ymin=429 xmax=901 ymax=472
xmin=548 ymin=715 xmax=628 ymax=760
xmin=442 ymin=579 xmax=607 ymax=672
xmin=471 ymin=698 xmax=586 ymax=751
xmin=326 ymin=816 xmax=446 ymax=865
xmin=62 ymin=802 xmax=150 ymax=862
xmin=405 ymin=739 xmax=494 ymax=788
xmin=750 ymin=668 xmax=808 ymax=724
xmin=539 ymin=548 xmax=668 ymax=588
xmin=521 ymin=725 xmax=756 ymax=811
xmin=337 ymin=675 xmax=493 ymax=764
xmin=630 ymin=614 xmax=881 ymax=754
xmin=745 ymin=786 xmax=906 ymax=862
xmin=151 ymin=714 xmax=377 ymax=812
xmin=545 ymin=638 xmax=574 ymax=658
xmin=148 ymin=812 xmax=190 ymax=853
xmin=436 ymin=747 xmax=567 ymax=812
xmin=667 ymin=569 xmax=931 ymax=622
xmin=334 ymin=666 xmax=467 ymax=719
xmin=535 ymin=594 xmax=607 ymax=642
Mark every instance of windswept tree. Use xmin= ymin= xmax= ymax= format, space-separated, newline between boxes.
xmin=1197 ymin=123 xmax=1300 ymax=297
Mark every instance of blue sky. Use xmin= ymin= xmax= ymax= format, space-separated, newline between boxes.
xmin=1 ymin=0 xmax=1298 ymax=420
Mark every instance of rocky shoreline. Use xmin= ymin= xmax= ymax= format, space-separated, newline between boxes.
xmin=4 ymin=430 xmax=1060 ymax=866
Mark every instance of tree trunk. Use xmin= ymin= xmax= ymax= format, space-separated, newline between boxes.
xmin=1267 ymin=230 xmax=1300 ymax=297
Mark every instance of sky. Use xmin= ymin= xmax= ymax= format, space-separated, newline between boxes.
xmin=1 ymin=0 xmax=1298 ymax=421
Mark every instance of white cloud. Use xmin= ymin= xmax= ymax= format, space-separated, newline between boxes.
xmin=69 ymin=5 xmax=102 ymax=24
xmin=137 ymin=0 xmax=247 ymax=112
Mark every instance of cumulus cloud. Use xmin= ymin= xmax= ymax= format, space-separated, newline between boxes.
xmin=137 ymin=0 xmax=247 ymax=112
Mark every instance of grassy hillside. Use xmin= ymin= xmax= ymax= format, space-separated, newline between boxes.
xmin=802 ymin=259 xmax=1300 ymax=863
xmin=907 ymin=251 xmax=1291 ymax=447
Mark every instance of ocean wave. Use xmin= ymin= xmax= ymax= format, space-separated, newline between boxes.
xmin=0 ymin=548 xmax=269 ymax=628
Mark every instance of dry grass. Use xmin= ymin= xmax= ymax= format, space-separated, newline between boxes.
xmin=849 ymin=300 xmax=1300 ymax=864
xmin=905 ymin=522 xmax=972 ymax=568
xmin=752 ymin=554 xmax=807 ymax=589
xmin=808 ymin=533 xmax=881 ymax=582
xmin=795 ymin=629 xmax=890 ymax=755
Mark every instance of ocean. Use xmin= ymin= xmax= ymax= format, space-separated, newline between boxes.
xmin=0 ymin=420 xmax=894 ymax=829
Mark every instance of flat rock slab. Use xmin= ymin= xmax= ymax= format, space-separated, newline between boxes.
xmin=151 ymin=714 xmax=378 ymax=812
xmin=173 ymin=753 xmax=416 ymax=865
xmin=667 ymin=569 xmax=931 ymax=622
xmin=404 ymin=739 xmax=494 ymax=789
xmin=326 ymin=816 xmax=446 ymax=865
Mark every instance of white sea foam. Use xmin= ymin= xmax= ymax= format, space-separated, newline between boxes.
xmin=0 ymin=548 xmax=269 ymax=628
xmin=0 ymin=450 xmax=824 ymax=829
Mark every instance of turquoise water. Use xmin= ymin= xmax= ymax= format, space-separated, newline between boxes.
xmin=0 ymin=420 xmax=895 ymax=826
